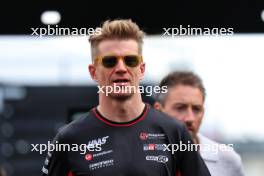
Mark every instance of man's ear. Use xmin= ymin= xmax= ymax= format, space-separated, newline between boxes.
xmin=153 ymin=102 xmax=162 ymax=110
xmin=139 ymin=62 xmax=145 ymax=80
xmin=88 ymin=64 xmax=97 ymax=82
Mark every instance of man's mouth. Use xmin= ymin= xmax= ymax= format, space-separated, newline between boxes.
xmin=112 ymin=79 xmax=130 ymax=86
xmin=187 ymin=127 xmax=193 ymax=131
xmin=187 ymin=126 xmax=194 ymax=133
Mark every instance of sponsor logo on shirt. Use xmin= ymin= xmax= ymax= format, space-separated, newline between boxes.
xmin=146 ymin=155 xmax=168 ymax=163
xmin=140 ymin=132 xmax=149 ymax=140
xmin=85 ymin=150 xmax=113 ymax=161
xmin=139 ymin=132 xmax=166 ymax=140
xmin=143 ymin=144 xmax=166 ymax=151
xmin=85 ymin=153 xmax=93 ymax=161
xmin=88 ymin=136 xmax=109 ymax=148
xmin=89 ymin=159 xmax=114 ymax=170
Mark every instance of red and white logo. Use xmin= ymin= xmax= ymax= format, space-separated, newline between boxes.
xmin=148 ymin=144 xmax=155 ymax=150
xmin=139 ymin=132 xmax=166 ymax=140
xmin=85 ymin=154 xmax=93 ymax=161
xmin=140 ymin=132 xmax=149 ymax=140
xmin=143 ymin=144 xmax=166 ymax=151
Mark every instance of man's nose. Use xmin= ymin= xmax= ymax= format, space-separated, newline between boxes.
xmin=114 ymin=59 xmax=127 ymax=73
xmin=184 ymin=108 xmax=195 ymax=123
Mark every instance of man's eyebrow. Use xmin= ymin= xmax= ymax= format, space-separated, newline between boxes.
xmin=191 ymin=105 xmax=204 ymax=111
xmin=172 ymin=103 xmax=187 ymax=106
xmin=192 ymin=104 xmax=203 ymax=107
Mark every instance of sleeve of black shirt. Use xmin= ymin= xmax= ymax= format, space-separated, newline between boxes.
xmin=41 ymin=131 xmax=71 ymax=176
xmin=179 ymin=125 xmax=211 ymax=176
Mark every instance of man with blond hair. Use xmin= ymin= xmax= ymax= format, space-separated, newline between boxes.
xmin=42 ymin=19 xmax=211 ymax=176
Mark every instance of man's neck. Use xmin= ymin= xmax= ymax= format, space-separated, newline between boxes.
xmin=97 ymin=93 xmax=145 ymax=122
xmin=193 ymin=136 xmax=200 ymax=144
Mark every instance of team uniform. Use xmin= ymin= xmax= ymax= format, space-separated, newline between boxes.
xmin=42 ymin=104 xmax=211 ymax=176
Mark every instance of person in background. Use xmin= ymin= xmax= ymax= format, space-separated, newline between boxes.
xmin=154 ymin=71 xmax=244 ymax=176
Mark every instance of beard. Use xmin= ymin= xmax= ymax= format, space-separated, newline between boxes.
xmin=106 ymin=84 xmax=137 ymax=101
xmin=108 ymin=91 xmax=134 ymax=101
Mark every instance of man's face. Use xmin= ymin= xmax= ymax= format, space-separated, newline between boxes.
xmin=158 ymin=85 xmax=204 ymax=142
xmin=89 ymin=39 xmax=145 ymax=99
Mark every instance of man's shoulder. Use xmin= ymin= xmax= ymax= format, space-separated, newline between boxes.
xmin=199 ymin=134 xmax=243 ymax=168
xmin=199 ymin=134 xmax=218 ymax=146
xmin=217 ymin=144 xmax=243 ymax=168
xmin=56 ymin=111 xmax=94 ymax=140
xmin=148 ymin=107 xmax=186 ymax=130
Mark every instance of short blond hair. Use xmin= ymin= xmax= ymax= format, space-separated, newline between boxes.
xmin=89 ymin=19 xmax=145 ymax=60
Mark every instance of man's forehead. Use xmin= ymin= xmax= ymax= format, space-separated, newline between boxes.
xmin=166 ymin=85 xmax=204 ymax=104
xmin=172 ymin=101 xmax=203 ymax=107
xmin=97 ymin=39 xmax=139 ymax=55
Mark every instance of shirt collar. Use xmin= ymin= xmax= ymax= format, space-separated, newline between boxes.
xmin=198 ymin=133 xmax=219 ymax=162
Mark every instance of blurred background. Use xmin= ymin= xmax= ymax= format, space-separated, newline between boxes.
xmin=0 ymin=0 xmax=264 ymax=175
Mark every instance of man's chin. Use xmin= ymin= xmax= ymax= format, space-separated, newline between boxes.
xmin=108 ymin=92 xmax=133 ymax=101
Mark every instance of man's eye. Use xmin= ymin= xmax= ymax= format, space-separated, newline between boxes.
xmin=193 ymin=107 xmax=202 ymax=113
xmin=175 ymin=106 xmax=186 ymax=111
